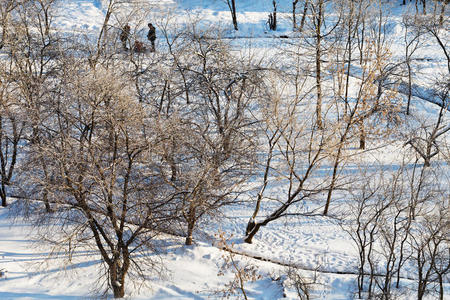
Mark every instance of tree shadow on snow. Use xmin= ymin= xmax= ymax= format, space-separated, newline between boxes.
xmin=0 ymin=291 xmax=82 ymax=299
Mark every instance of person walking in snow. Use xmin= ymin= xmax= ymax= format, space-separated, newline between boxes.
xmin=147 ymin=23 xmax=156 ymax=52
xmin=120 ymin=24 xmax=130 ymax=50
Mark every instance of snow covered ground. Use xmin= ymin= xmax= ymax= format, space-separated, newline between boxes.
xmin=0 ymin=0 xmax=449 ymax=299
xmin=0 ymin=205 xmax=364 ymax=299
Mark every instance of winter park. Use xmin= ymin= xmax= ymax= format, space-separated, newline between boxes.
xmin=0 ymin=0 xmax=449 ymax=299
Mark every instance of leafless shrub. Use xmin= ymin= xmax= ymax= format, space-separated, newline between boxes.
xmin=216 ymin=231 xmax=262 ymax=299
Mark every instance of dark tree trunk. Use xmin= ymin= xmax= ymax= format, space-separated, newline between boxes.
xmin=324 ymin=135 xmax=345 ymax=215
xmin=185 ymin=222 xmax=194 ymax=245
xmin=439 ymin=0 xmax=448 ymax=26
xmin=299 ymin=0 xmax=309 ymax=32
xmin=244 ymin=223 xmax=261 ymax=244
xmin=406 ymin=59 xmax=412 ymax=115
xmin=293 ymin=0 xmax=299 ymax=29
xmin=359 ymin=120 xmax=366 ymax=150
xmin=109 ymin=248 xmax=130 ymax=299
xmin=269 ymin=1 xmax=277 ymax=31
xmin=110 ymin=264 xmax=126 ymax=298
xmin=229 ymin=0 xmax=238 ymax=30
xmin=1 ymin=184 xmax=6 ymax=207
xmin=245 ymin=218 xmax=256 ymax=236
xmin=112 ymin=281 xmax=125 ymax=298
xmin=437 ymin=273 xmax=443 ymax=300
xmin=185 ymin=205 xmax=196 ymax=245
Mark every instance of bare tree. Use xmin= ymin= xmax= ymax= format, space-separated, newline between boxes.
xmin=157 ymin=27 xmax=260 ymax=245
xmin=410 ymin=202 xmax=449 ymax=300
xmin=2 ymin=0 xmax=61 ymax=212
xmin=420 ymin=12 xmax=450 ymax=74
xmin=402 ymin=14 xmax=424 ymax=115
xmin=343 ymin=154 xmax=449 ymax=299
xmin=324 ymin=39 xmax=400 ymax=215
xmin=129 ymin=21 xmax=262 ymax=245
xmin=0 ymin=0 xmax=19 ymax=49
xmin=0 ymin=68 xmax=24 ymax=207
xmin=244 ymin=68 xmax=331 ymax=243
xmin=296 ymin=0 xmax=341 ymax=129
xmin=405 ymin=79 xmax=449 ymax=167
xmin=310 ymin=0 xmax=326 ymax=129
xmin=438 ymin=0 xmax=448 ymax=26
xmin=21 ymin=62 xmax=176 ymax=298
xmin=341 ymin=168 xmax=396 ymax=299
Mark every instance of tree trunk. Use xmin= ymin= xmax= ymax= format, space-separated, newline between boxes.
xmin=112 ymin=281 xmax=125 ymax=298
xmin=439 ymin=0 xmax=448 ymax=26
xmin=230 ymin=0 xmax=238 ymax=30
xmin=0 ymin=115 xmax=7 ymax=207
xmin=110 ymin=266 xmax=126 ymax=298
xmin=245 ymin=218 xmax=256 ymax=236
xmin=272 ymin=1 xmax=277 ymax=31
xmin=406 ymin=59 xmax=412 ymax=115
xmin=185 ymin=205 xmax=196 ymax=245
xmin=109 ymin=253 xmax=130 ymax=299
xmin=185 ymin=222 xmax=194 ymax=245
xmin=293 ymin=0 xmax=299 ymax=29
xmin=41 ymin=160 xmax=53 ymax=213
xmin=438 ymin=273 xmax=443 ymax=300
xmin=315 ymin=0 xmax=323 ymax=129
xmin=324 ymin=150 xmax=339 ymax=215
xmin=1 ymin=183 xmax=6 ymax=207
xmin=359 ymin=120 xmax=366 ymax=150
xmin=324 ymin=132 xmax=346 ymax=215
xmin=299 ymin=0 xmax=309 ymax=32
xmin=244 ymin=223 xmax=261 ymax=243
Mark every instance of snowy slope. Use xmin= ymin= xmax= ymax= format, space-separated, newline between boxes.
xmin=0 ymin=0 xmax=449 ymax=299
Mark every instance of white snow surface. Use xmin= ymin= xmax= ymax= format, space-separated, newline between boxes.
xmin=0 ymin=0 xmax=449 ymax=299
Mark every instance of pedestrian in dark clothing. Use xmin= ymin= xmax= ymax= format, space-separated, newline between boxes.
xmin=147 ymin=23 xmax=156 ymax=52
xmin=120 ymin=24 xmax=130 ymax=50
